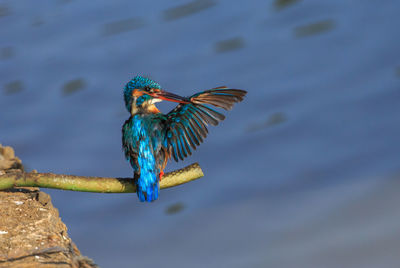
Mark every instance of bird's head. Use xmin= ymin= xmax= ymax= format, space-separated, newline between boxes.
xmin=124 ymin=76 xmax=189 ymax=115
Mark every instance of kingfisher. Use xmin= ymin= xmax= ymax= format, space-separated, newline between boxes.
xmin=122 ymin=75 xmax=246 ymax=202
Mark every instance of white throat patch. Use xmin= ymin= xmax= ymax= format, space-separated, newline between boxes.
xmin=150 ymin=98 xmax=162 ymax=104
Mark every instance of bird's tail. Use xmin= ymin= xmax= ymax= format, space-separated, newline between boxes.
xmin=136 ymin=181 xmax=159 ymax=202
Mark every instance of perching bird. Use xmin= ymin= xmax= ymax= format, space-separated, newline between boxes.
xmin=122 ymin=76 xmax=246 ymax=202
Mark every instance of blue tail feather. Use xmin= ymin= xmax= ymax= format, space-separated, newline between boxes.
xmin=136 ymin=181 xmax=159 ymax=202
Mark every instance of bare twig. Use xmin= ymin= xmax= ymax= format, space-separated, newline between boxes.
xmin=0 ymin=163 xmax=204 ymax=193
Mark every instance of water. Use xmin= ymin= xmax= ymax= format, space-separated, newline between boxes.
xmin=1 ymin=0 xmax=400 ymax=267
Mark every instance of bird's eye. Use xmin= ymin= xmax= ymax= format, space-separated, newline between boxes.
xmin=143 ymin=86 xmax=151 ymax=92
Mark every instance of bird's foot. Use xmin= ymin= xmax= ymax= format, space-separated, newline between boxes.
xmin=159 ymin=171 xmax=164 ymax=181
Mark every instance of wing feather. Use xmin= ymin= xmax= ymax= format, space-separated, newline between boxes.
xmin=165 ymin=88 xmax=246 ymax=162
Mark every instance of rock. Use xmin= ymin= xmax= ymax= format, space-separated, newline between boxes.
xmin=0 ymin=144 xmax=23 ymax=172
xmin=0 ymin=144 xmax=97 ymax=267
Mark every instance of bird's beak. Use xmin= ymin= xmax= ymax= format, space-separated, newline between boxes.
xmin=149 ymin=90 xmax=190 ymax=104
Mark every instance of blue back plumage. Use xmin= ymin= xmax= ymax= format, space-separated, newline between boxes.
xmin=122 ymin=114 xmax=164 ymax=202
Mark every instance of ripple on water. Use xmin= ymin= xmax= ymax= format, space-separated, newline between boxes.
xmin=3 ymin=81 xmax=24 ymax=95
xmin=215 ymin=37 xmax=245 ymax=53
xmin=0 ymin=4 xmax=10 ymax=18
xmin=62 ymin=78 xmax=86 ymax=96
xmin=294 ymin=19 xmax=336 ymax=38
xmin=165 ymin=202 xmax=185 ymax=215
xmin=31 ymin=17 xmax=45 ymax=27
xmin=163 ymin=0 xmax=216 ymax=21
xmin=246 ymin=112 xmax=287 ymax=132
xmin=274 ymin=0 xmax=301 ymax=11
xmin=101 ymin=18 xmax=145 ymax=36
xmin=395 ymin=67 xmax=400 ymax=78
xmin=0 ymin=47 xmax=14 ymax=60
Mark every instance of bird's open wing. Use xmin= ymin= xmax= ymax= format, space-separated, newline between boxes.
xmin=165 ymin=87 xmax=247 ymax=161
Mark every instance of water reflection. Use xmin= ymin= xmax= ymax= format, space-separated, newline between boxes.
xmin=274 ymin=0 xmax=301 ymax=11
xmin=102 ymin=18 xmax=145 ymax=36
xmin=246 ymin=112 xmax=287 ymax=132
xmin=0 ymin=4 xmax=10 ymax=18
xmin=3 ymin=81 xmax=24 ymax=95
xmin=165 ymin=202 xmax=185 ymax=215
xmin=294 ymin=19 xmax=335 ymax=38
xmin=0 ymin=47 xmax=14 ymax=60
xmin=163 ymin=0 xmax=216 ymax=21
xmin=62 ymin=78 xmax=86 ymax=96
xmin=215 ymin=37 xmax=245 ymax=53
xmin=31 ymin=17 xmax=45 ymax=27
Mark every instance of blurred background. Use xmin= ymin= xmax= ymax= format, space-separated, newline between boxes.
xmin=1 ymin=0 xmax=400 ymax=267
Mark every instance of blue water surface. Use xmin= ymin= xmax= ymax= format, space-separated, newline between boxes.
xmin=1 ymin=0 xmax=400 ymax=267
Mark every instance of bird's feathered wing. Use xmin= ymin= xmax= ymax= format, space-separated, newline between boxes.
xmin=164 ymin=87 xmax=247 ymax=161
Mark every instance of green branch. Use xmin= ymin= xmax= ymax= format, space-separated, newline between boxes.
xmin=0 ymin=163 xmax=203 ymax=193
